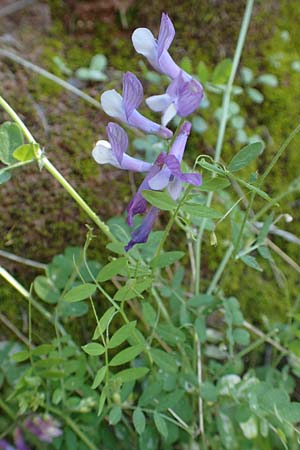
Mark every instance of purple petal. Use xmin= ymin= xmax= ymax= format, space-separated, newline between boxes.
xmin=169 ymin=121 xmax=191 ymax=162
xmin=167 ymin=177 xmax=182 ymax=200
xmin=13 ymin=429 xmax=29 ymax=450
xmin=165 ymin=154 xmax=202 ymax=186
xmin=128 ymin=110 xmax=173 ymax=138
xmin=157 ymin=13 xmax=175 ymax=57
xmin=121 ymin=154 xmax=152 ymax=172
xmin=106 ymin=122 xmax=128 ymax=164
xmin=176 ymin=79 xmax=203 ymax=117
xmin=125 ymin=207 xmax=159 ymax=251
xmin=0 ymin=440 xmax=16 ymax=450
xmin=122 ymin=72 xmax=144 ymax=119
xmin=148 ymin=166 xmax=171 ymax=190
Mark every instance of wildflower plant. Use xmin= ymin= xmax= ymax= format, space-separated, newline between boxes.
xmin=1 ymin=3 xmax=300 ymax=450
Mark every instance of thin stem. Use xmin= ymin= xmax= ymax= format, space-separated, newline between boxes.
xmin=0 ymin=49 xmax=101 ymax=110
xmin=194 ymin=0 xmax=255 ymax=294
xmin=0 ymin=250 xmax=47 ymax=269
xmin=206 ymin=244 xmax=234 ymax=295
xmin=47 ymin=406 xmax=98 ymax=450
xmin=0 ymin=313 xmax=31 ymax=346
xmin=0 ymin=94 xmax=115 ymax=243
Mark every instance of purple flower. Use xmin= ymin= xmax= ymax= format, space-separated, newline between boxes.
xmin=13 ymin=429 xmax=28 ymax=450
xmin=101 ymin=72 xmax=173 ymax=139
xmin=125 ymin=206 xmax=159 ymax=251
xmin=92 ymin=122 xmax=152 ymax=172
xmin=132 ymin=13 xmax=190 ymax=81
xmin=0 ymin=440 xmax=16 ymax=450
xmin=125 ymin=121 xmax=201 ymax=250
xmin=146 ymin=71 xmax=203 ymax=125
xmin=24 ymin=415 xmax=62 ymax=443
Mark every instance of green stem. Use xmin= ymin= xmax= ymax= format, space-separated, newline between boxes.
xmin=0 ymin=396 xmax=16 ymax=421
xmin=47 ymin=406 xmax=98 ymax=450
xmin=194 ymin=0 xmax=255 ymax=294
xmin=206 ymin=244 xmax=234 ymax=295
xmin=0 ymin=49 xmax=101 ymax=110
xmin=0 ymin=94 xmax=115 ymax=243
xmin=234 ymin=122 xmax=300 ymax=253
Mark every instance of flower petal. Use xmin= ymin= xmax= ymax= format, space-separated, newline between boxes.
xmin=132 ymin=28 xmax=157 ymax=61
xmin=158 ymin=50 xmax=182 ymax=79
xmin=148 ymin=166 xmax=171 ymax=190
xmin=121 ymin=155 xmax=152 ymax=172
xmin=122 ymin=72 xmax=144 ymax=119
xmin=101 ymin=90 xmax=125 ymax=120
xmin=106 ymin=122 xmax=128 ymax=164
xmin=146 ymin=93 xmax=171 ymax=112
xmin=165 ymin=154 xmax=202 ymax=186
xmin=92 ymin=140 xmax=119 ymax=167
xmin=168 ymin=177 xmax=182 ymax=200
xmin=169 ymin=121 xmax=191 ymax=162
xmin=157 ymin=13 xmax=175 ymax=57
xmin=125 ymin=206 xmax=159 ymax=251
xmin=162 ymin=102 xmax=177 ymax=126
xmin=176 ymin=79 xmax=203 ymax=117
xmin=128 ymin=110 xmax=173 ymax=138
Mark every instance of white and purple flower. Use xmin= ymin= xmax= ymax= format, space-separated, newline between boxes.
xmin=101 ymin=72 xmax=173 ymax=139
xmin=92 ymin=122 xmax=152 ymax=172
xmin=132 ymin=12 xmax=184 ymax=80
xmin=146 ymin=71 xmax=203 ymax=125
xmin=125 ymin=121 xmax=201 ymax=250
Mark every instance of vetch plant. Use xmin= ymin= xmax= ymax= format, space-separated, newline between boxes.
xmin=1 ymin=4 xmax=300 ymax=450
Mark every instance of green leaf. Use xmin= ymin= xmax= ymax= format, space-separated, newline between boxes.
xmin=114 ymin=278 xmax=152 ymax=301
xmin=34 ymin=275 xmax=60 ymax=304
xmin=212 ymin=58 xmax=232 ymax=84
xmin=133 ymin=408 xmax=146 ymax=435
xmin=192 ymin=116 xmax=208 ymax=133
xmin=281 ymin=402 xmax=300 ymax=423
xmin=13 ymin=143 xmax=38 ymax=161
xmin=142 ymin=190 xmax=176 ymax=211
xmin=187 ymin=294 xmax=215 ymax=307
xmin=217 ymin=413 xmax=236 ymax=449
xmin=257 ymin=214 xmax=273 ymax=244
xmin=97 ymin=257 xmax=128 ymax=282
xmin=113 ymin=367 xmax=149 ymax=383
xmin=81 ymin=343 xmax=105 ymax=356
xmin=142 ymin=302 xmax=157 ymax=327
xmin=90 ymin=54 xmax=107 ymax=71
xmin=93 ymin=306 xmax=116 ymax=340
xmin=182 ymin=203 xmax=221 ymax=219
xmin=156 ymin=324 xmax=185 ymax=345
xmin=200 ymin=382 xmax=218 ymax=402
xmin=150 ymin=251 xmax=184 ymax=269
xmin=228 ymin=142 xmax=264 ymax=172
xmin=240 ymin=67 xmax=253 ymax=84
xmin=97 ymin=390 xmax=107 ymax=416
xmin=195 ymin=317 xmax=206 ymax=343
xmin=32 ymin=344 xmax=54 ymax=356
xmin=12 ymin=350 xmax=30 ymax=362
xmin=180 ymin=56 xmax=193 ymax=73
xmin=199 ymin=176 xmax=230 ymax=191
xmin=257 ymin=73 xmax=278 ymax=87
xmin=241 ymin=255 xmax=263 ymax=272
xmin=0 ymin=122 xmax=24 ymax=165
xmin=75 ymin=67 xmax=107 ymax=81
xmin=109 ymin=405 xmax=122 ymax=425
xmin=247 ymin=87 xmax=264 ymax=103
xmin=109 ymin=344 xmax=143 ymax=366
xmin=108 ymin=321 xmax=136 ymax=349
xmin=197 ymin=61 xmax=209 ymax=83
xmin=153 ymin=412 xmax=168 ymax=439
xmin=150 ymin=349 xmax=178 ymax=373
xmin=0 ymin=171 xmax=11 ymax=184
xmin=63 ymin=283 xmax=96 ymax=302
xmin=92 ymin=366 xmax=107 ymax=389
xmin=233 ymin=328 xmax=250 ymax=346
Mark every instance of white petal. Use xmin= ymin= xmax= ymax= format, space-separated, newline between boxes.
xmin=148 ymin=167 xmax=170 ymax=190
xmin=146 ymin=93 xmax=171 ymax=112
xmin=162 ymin=102 xmax=177 ymax=126
xmin=132 ymin=28 xmax=157 ymax=60
xmin=168 ymin=178 xmax=182 ymax=200
xmin=101 ymin=90 xmax=125 ymax=120
xmin=92 ymin=140 xmax=119 ymax=167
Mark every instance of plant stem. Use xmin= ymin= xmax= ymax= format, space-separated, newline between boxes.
xmin=0 ymin=250 xmax=47 ymax=269
xmin=0 ymin=49 xmax=101 ymax=110
xmin=194 ymin=0 xmax=254 ymax=295
xmin=0 ymin=94 xmax=115 ymax=243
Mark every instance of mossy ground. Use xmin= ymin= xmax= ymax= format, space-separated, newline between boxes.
xmin=1 ymin=0 xmax=300 ymax=337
